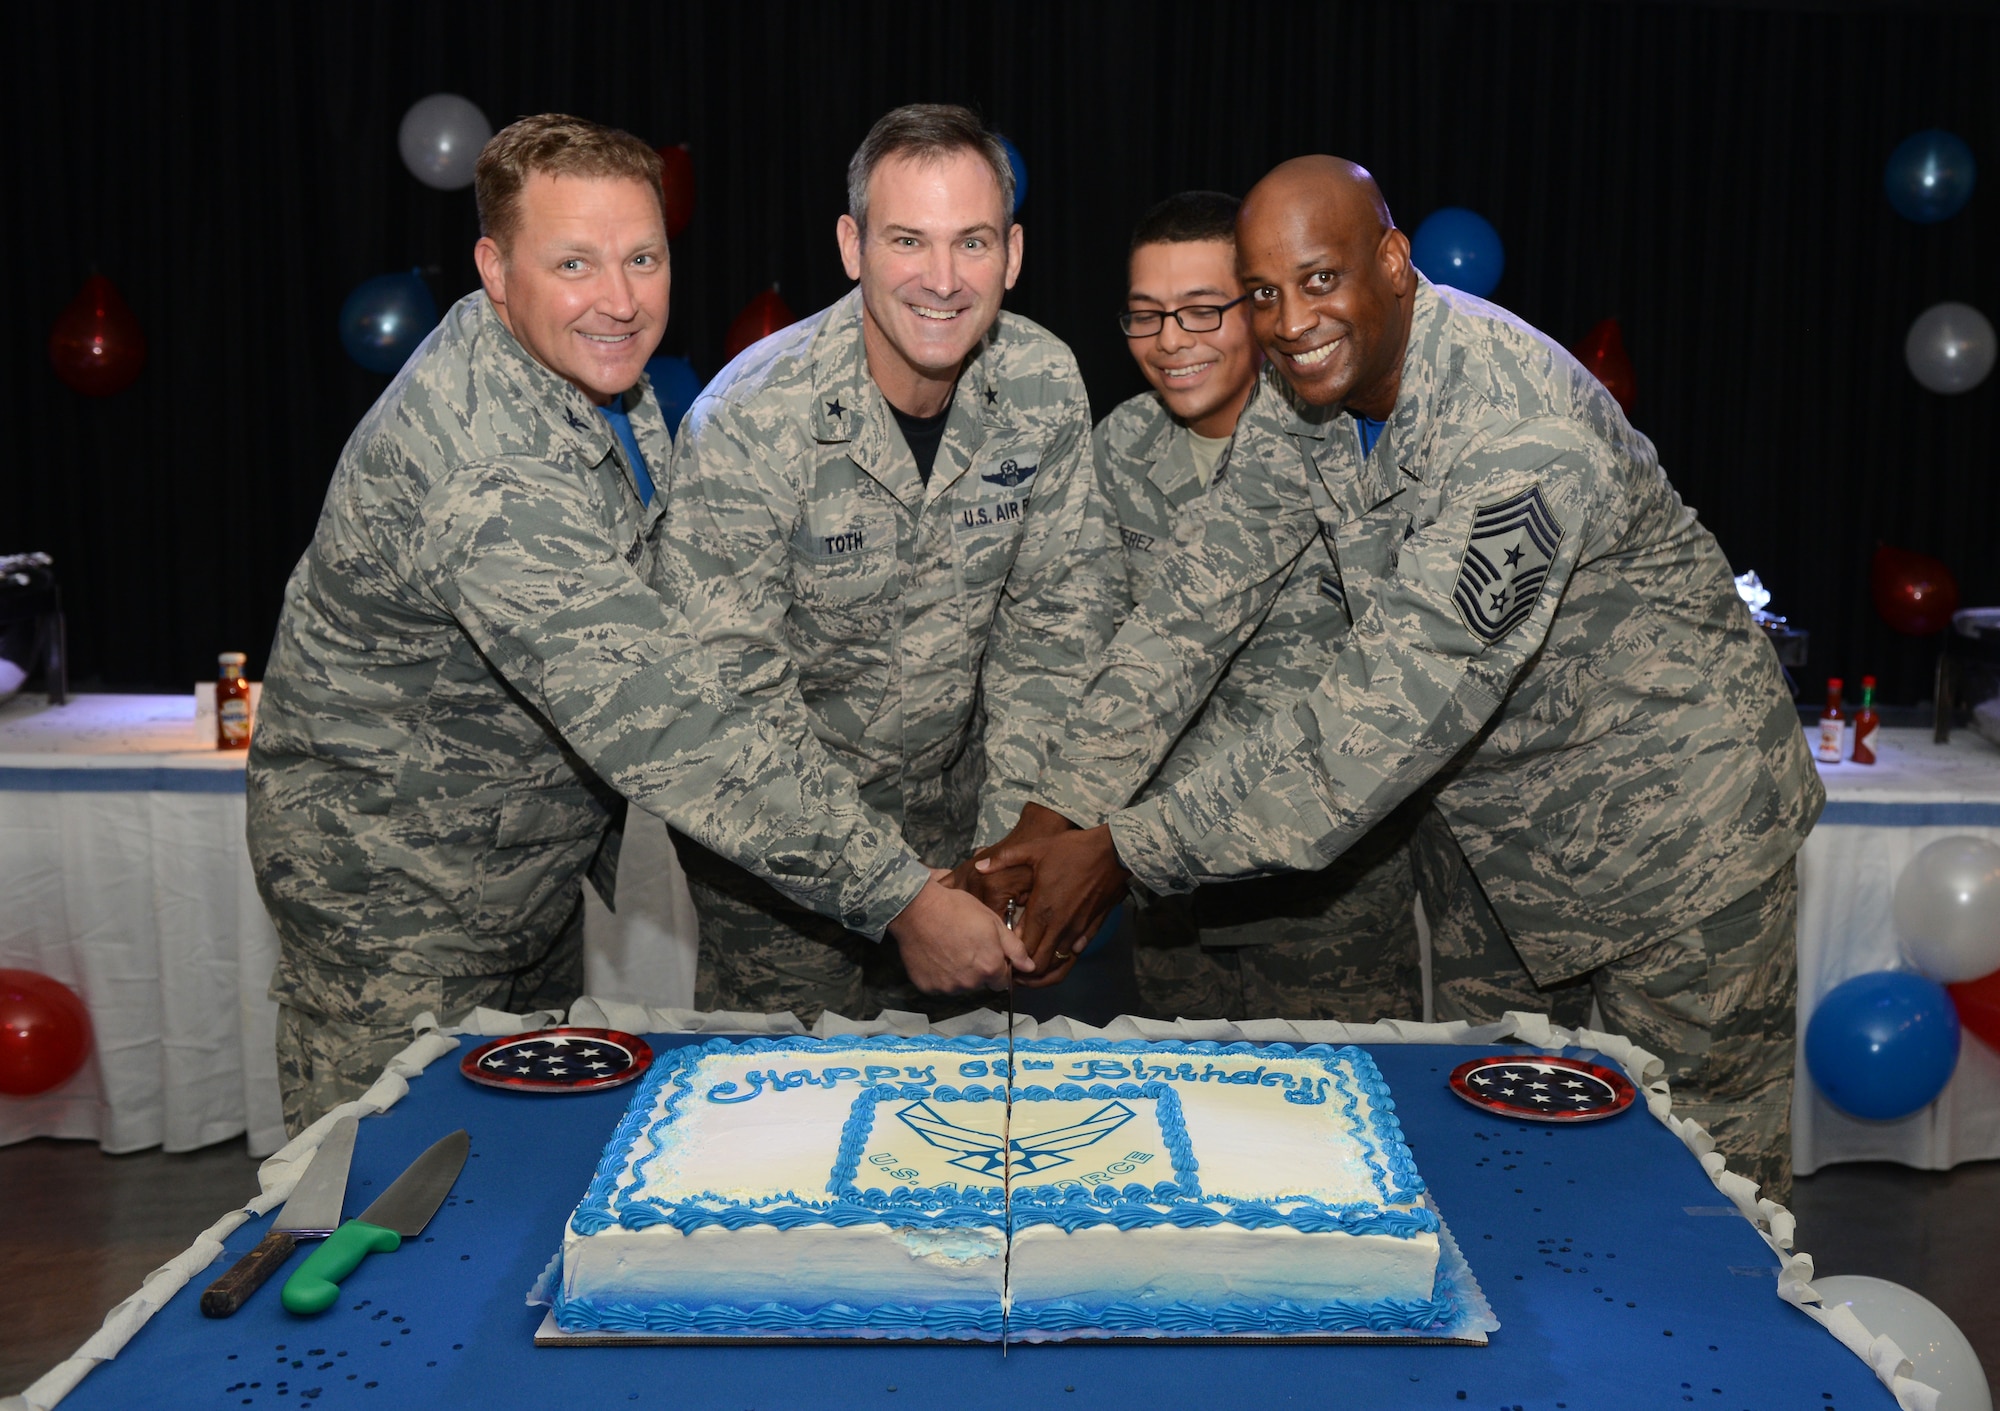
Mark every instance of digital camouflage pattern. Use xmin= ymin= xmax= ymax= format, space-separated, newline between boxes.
xmin=1097 ymin=384 xmax=1419 ymax=1022
xmin=1591 ymin=860 xmax=1799 ymax=1199
xmin=249 ymin=292 xmax=934 ymax=1120
xmin=1411 ymin=806 xmax=1592 ymax=1030
xmin=664 ymin=286 xmax=1124 ymax=1015
xmin=677 ymin=833 xmax=988 ymax=1029
xmin=1037 ymin=277 xmax=1820 ymax=1189
xmin=1416 ymin=809 xmax=1798 ymax=1196
xmin=1036 ymin=277 xmax=1824 ymax=985
xmin=274 ymin=912 xmax=583 ymax=1134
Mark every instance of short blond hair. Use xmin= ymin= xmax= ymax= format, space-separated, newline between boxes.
xmin=475 ymin=114 xmax=665 ymax=250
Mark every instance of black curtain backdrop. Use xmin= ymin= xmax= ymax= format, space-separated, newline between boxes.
xmin=5 ymin=1 xmax=1995 ymax=702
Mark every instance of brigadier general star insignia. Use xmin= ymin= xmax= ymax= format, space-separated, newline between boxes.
xmin=1452 ymin=484 xmax=1563 ymax=643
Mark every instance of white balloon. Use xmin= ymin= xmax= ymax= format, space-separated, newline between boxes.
xmin=1895 ymin=835 xmax=2000 ymax=983
xmin=1814 ymin=1275 xmax=1991 ymax=1411
xmin=397 ymin=93 xmax=492 ymax=191
xmin=1906 ymin=302 xmax=1997 ymax=395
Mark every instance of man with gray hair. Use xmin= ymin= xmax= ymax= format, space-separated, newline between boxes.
xmin=249 ymin=113 xmax=1026 ymax=1133
xmin=665 ymin=103 xmax=1123 ymax=1024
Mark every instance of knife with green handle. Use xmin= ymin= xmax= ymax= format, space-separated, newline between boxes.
xmin=282 ymin=1128 xmax=469 ymax=1315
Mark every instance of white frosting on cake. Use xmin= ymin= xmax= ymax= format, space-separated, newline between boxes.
xmin=542 ymin=1036 xmax=1454 ymax=1339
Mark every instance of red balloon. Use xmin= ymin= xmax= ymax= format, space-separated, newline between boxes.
xmin=48 ymin=274 xmax=148 ymax=397
xmin=1572 ymin=317 xmax=1637 ymax=414
xmin=0 ymin=969 xmax=92 ymax=1097
xmin=656 ymin=143 xmax=695 ymax=240
xmin=1949 ymin=969 xmax=2000 ymax=1054
xmin=1871 ymin=543 xmax=1961 ymax=636
xmin=723 ymin=285 xmax=797 ymax=362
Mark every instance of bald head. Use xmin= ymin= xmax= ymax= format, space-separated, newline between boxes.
xmin=1237 ymin=156 xmax=1415 ymax=416
xmin=1242 ymin=156 xmax=1395 ymax=239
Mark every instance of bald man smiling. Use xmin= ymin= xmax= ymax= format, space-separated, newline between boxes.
xmin=987 ymin=157 xmax=1821 ymax=1197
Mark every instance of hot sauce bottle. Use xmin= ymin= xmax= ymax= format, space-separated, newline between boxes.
xmin=1851 ymin=675 xmax=1880 ymax=766
xmin=217 ymin=652 xmax=252 ymax=750
xmin=1816 ymin=677 xmax=1845 ymax=764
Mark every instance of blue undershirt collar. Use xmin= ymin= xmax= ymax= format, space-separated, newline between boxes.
xmin=598 ymin=395 xmax=656 ymax=506
xmin=1353 ymin=411 xmax=1388 ymax=459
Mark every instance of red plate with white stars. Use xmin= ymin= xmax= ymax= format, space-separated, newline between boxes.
xmin=1447 ymin=1054 xmax=1637 ymax=1123
xmin=459 ymin=1028 xmax=653 ymax=1094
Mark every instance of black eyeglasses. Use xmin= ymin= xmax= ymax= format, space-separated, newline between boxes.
xmin=1118 ymin=293 xmax=1249 ymax=337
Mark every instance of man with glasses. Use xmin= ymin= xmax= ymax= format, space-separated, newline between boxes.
xmin=984 ymin=157 xmax=1820 ymax=1195
xmin=663 ymin=105 xmax=1122 ymax=1025
xmin=1077 ymin=191 xmax=1420 ymax=1022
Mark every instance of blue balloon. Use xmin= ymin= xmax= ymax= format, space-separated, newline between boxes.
xmin=996 ymin=133 xmax=1028 ymax=213
xmin=1410 ymin=207 xmax=1505 ymax=298
xmin=1805 ymin=970 xmax=1961 ymax=1121
xmin=338 ymin=270 xmax=438 ymax=375
xmin=1884 ymin=129 xmax=1976 ymax=224
xmin=643 ymin=355 xmax=704 ymax=436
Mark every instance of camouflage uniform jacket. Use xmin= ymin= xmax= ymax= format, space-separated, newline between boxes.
xmin=1036 ymin=278 xmax=1824 ymax=982
xmin=1097 ymin=380 xmax=1352 ymax=797
xmin=248 ymin=293 xmax=931 ymax=1018
xmin=664 ymin=286 xmax=1124 ymax=862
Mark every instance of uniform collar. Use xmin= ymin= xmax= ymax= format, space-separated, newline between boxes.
xmin=1266 ymin=280 xmax=1447 ymax=516
xmin=470 ymin=292 xmax=628 ymax=479
xmin=1135 ymin=379 xmax=1259 ymax=506
xmin=810 ymin=287 xmax=1004 ymax=509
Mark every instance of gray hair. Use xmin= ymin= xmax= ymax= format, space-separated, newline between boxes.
xmin=846 ymin=104 xmax=1016 ymax=233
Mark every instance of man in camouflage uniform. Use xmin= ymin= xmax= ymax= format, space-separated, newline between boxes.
xmin=249 ymin=116 xmax=1024 ymax=1134
xmin=987 ymin=158 xmax=1821 ymax=1195
xmin=1097 ymin=191 xmax=1420 ymax=1023
xmin=665 ymin=105 xmax=1122 ymax=1024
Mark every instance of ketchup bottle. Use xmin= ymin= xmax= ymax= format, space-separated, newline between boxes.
xmin=217 ymin=652 xmax=252 ymax=750
xmin=1851 ymin=675 xmax=1880 ymax=766
xmin=1816 ymin=677 xmax=1845 ymax=764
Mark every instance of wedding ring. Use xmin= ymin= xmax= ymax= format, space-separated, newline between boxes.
xmin=1052 ymin=949 xmax=1072 ymax=963
xmin=1003 ymin=898 xmax=1019 ymax=931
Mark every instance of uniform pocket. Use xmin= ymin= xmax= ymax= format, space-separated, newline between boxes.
xmin=473 ymin=791 xmax=608 ymax=933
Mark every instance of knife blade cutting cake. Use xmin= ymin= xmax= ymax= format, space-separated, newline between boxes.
xmin=532 ymin=1034 xmax=1489 ymax=1342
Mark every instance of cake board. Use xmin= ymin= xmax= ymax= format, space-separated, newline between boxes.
xmin=531 ymin=1207 xmax=1497 ymax=1349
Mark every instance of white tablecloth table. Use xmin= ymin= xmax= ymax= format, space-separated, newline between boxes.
xmin=12 ymin=697 xmax=1992 ymax=1173
xmin=1793 ymin=725 xmax=2000 ymax=1174
xmin=0 ymin=694 xmax=697 ymax=1158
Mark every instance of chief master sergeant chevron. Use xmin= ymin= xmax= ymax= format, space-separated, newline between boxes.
xmin=248 ymin=115 xmax=1027 ymax=1135
xmin=664 ymin=104 xmax=1122 ymax=1023
xmin=987 ymin=156 xmax=1823 ymax=1195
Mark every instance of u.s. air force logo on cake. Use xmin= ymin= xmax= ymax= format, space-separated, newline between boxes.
xmin=1451 ymin=484 xmax=1563 ymax=644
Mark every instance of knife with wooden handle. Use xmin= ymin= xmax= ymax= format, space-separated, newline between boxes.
xmin=200 ymin=1116 xmax=359 ymax=1318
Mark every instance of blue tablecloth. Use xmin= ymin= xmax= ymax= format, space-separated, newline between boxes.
xmin=60 ymin=1040 xmax=1891 ymax=1411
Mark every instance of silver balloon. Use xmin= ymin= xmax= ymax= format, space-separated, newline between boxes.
xmin=1894 ymin=835 xmax=2000 ymax=983
xmin=1814 ymin=1276 xmax=1991 ymax=1411
xmin=1905 ymin=302 xmax=1996 ymax=395
xmin=397 ymin=93 xmax=492 ymax=191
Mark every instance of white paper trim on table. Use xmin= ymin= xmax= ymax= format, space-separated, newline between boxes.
xmin=7 ymin=1004 xmax=1937 ymax=1411
xmin=4 ymin=1006 xmax=559 ymax=1411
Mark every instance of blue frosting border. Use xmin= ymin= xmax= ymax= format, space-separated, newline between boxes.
xmin=569 ymin=1035 xmax=1434 ymax=1243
